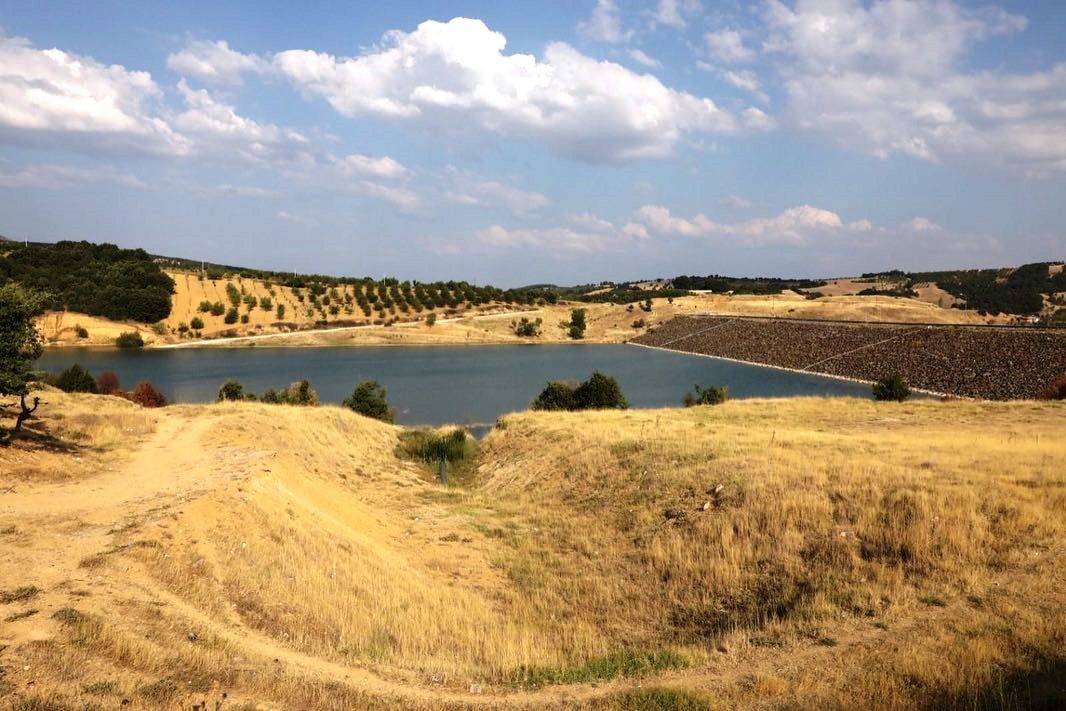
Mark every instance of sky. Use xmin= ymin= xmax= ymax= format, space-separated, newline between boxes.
xmin=0 ymin=0 xmax=1063 ymax=286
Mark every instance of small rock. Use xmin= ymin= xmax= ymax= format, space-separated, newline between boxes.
xmin=701 ymin=501 xmax=711 ymax=511
xmin=469 ymin=683 xmax=482 ymax=694
xmin=713 ymin=484 xmax=725 ymax=495
xmin=187 ymin=631 xmax=198 ymax=642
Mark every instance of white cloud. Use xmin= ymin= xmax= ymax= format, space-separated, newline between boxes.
xmin=578 ymin=0 xmax=630 ymax=44
xmin=636 ymin=203 xmax=863 ymax=244
xmin=271 ymin=18 xmax=739 ymax=162
xmin=906 ymin=216 xmax=942 ymax=232
xmin=622 ymin=222 xmax=649 ymax=239
xmin=652 ymin=0 xmax=700 ymax=30
xmin=477 ymin=223 xmax=614 ymax=252
xmin=628 ymin=49 xmax=661 ymax=68
xmin=764 ymin=0 xmax=1066 ymax=174
xmin=338 ymin=153 xmax=410 ymax=179
xmin=705 ymin=29 xmax=755 ymax=64
xmin=166 ymin=40 xmax=269 ymax=85
xmin=0 ymin=34 xmax=187 ymax=156
xmin=351 ymin=180 xmax=420 ymax=209
xmin=444 ymin=167 xmax=549 ymax=215
xmin=570 ymin=212 xmax=615 ymax=231
xmin=0 ymin=160 xmax=145 ymax=189
xmin=275 ymin=210 xmax=307 ymax=224
xmin=173 ymin=79 xmax=311 ymax=165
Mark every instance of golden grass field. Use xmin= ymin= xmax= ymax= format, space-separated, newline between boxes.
xmin=1 ymin=390 xmax=1063 ymax=709
xmin=35 ymin=271 xmax=993 ymax=349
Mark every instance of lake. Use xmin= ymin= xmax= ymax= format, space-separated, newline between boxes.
xmin=38 ymin=344 xmax=871 ymax=427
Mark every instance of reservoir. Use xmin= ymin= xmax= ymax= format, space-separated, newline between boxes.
xmin=38 ymin=344 xmax=872 ymax=426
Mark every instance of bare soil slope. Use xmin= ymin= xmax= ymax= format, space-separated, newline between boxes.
xmin=2 ymin=392 xmax=1064 ymax=709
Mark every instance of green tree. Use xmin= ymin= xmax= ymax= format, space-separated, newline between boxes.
xmin=873 ymin=375 xmax=911 ymax=402
xmin=224 ymin=308 xmax=239 ymax=325
xmin=683 ymin=384 xmax=728 ymax=407
xmin=115 ymin=331 xmax=145 ymax=348
xmin=190 ymin=316 xmax=204 ymax=330
xmin=425 ymin=312 xmax=437 ymax=327
xmin=566 ymin=308 xmax=587 ymax=340
xmin=343 ymin=380 xmax=393 ymax=422
xmin=573 ymin=371 xmax=627 ymax=409
xmin=0 ymin=284 xmax=45 ymax=432
xmin=217 ymin=379 xmax=246 ymax=402
xmin=531 ymin=381 xmax=577 ymax=411
xmin=275 ymin=304 xmax=286 ymax=320
xmin=54 ymin=364 xmax=97 ymax=393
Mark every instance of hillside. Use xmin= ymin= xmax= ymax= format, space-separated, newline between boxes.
xmin=2 ymin=391 xmax=1063 ymax=709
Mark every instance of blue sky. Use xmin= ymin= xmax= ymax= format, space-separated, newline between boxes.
xmin=0 ymin=0 xmax=1063 ymax=286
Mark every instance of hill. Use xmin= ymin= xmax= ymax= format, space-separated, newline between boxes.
xmin=1 ymin=391 xmax=1063 ymax=708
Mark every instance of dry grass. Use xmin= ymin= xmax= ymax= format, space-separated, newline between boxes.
xmin=1 ymin=394 xmax=1063 ymax=709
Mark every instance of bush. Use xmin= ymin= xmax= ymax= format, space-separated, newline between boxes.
xmin=217 ymin=379 xmax=246 ymax=402
xmin=128 ymin=380 xmax=167 ymax=407
xmin=632 ymin=319 xmax=646 ymax=329
xmin=532 ymin=372 xmax=627 ymax=411
xmin=425 ymin=312 xmax=437 ymax=327
xmin=873 ymin=374 xmax=911 ymax=401
xmin=223 ymin=308 xmax=239 ymax=325
xmin=53 ymin=364 xmax=97 ymax=393
xmin=240 ymin=313 xmax=249 ymax=324
xmin=285 ymin=379 xmax=318 ymax=406
xmin=114 ymin=331 xmax=144 ymax=349
xmin=210 ymin=302 xmax=226 ymax=317
xmin=276 ymin=304 xmax=285 ymax=320
xmin=1039 ymin=372 xmax=1066 ymax=400
xmin=197 ymin=300 xmax=212 ymax=313
xmin=512 ymin=317 xmax=543 ymax=337
xmin=683 ymin=384 xmax=728 ymax=407
xmin=260 ymin=297 xmax=272 ymax=311
xmin=343 ymin=380 xmax=393 ymax=422
xmin=190 ymin=316 xmax=204 ymax=330
xmin=96 ymin=371 xmax=120 ymax=395
xmin=74 ymin=324 xmax=89 ymax=339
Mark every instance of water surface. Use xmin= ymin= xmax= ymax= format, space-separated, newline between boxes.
xmin=39 ymin=344 xmax=871 ymax=426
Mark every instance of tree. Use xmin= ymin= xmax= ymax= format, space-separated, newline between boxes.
xmin=128 ymin=380 xmax=167 ymax=407
xmin=210 ymin=302 xmax=226 ymax=316
xmin=218 ymin=379 xmax=246 ymax=402
xmin=54 ymin=364 xmax=97 ymax=393
xmin=343 ymin=380 xmax=393 ymax=422
xmin=285 ymin=380 xmax=319 ymax=406
xmin=96 ymin=371 xmax=120 ymax=395
xmin=683 ymin=384 xmax=728 ymax=407
xmin=115 ymin=331 xmax=144 ymax=348
xmin=276 ymin=304 xmax=286 ymax=320
xmin=873 ymin=375 xmax=911 ymax=402
xmin=531 ymin=381 xmax=577 ymax=411
xmin=190 ymin=316 xmax=204 ymax=330
xmin=566 ymin=308 xmax=587 ymax=340
xmin=425 ymin=312 xmax=437 ymax=327
xmin=0 ymin=284 xmax=45 ymax=432
xmin=224 ymin=308 xmax=239 ymax=325
xmin=512 ymin=317 xmax=542 ymax=337
xmin=573 ymin=371 xmax=628 ymax=409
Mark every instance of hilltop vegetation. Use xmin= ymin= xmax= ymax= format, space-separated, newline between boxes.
xmin=0 ymin=393 xmax=1063 ymax=709
xmin=0 ymin=241 xmax=174 ymax=322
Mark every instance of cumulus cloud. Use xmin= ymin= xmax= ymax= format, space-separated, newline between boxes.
xmin=705 ymin=29 xmax=755 ymax=63
xmin=652 ymin=0 xmax=701 ymax=30
xmin=0 ymin=34 xmax=187 ymax=156
xmin=763 ymin=0 xmax=1066 ymax=174
xmin=166 ymin=40 xmax=269 ymax=85
xmin=906 ymin=216 xmax=942 ymax=232
xmin=578 ymin=0 xmax=630 ymax=44
xmin=269 ymin=18 xmax=741 ymax=162
xmin=337 ymin=153 xmax=410 ymax=179
xmin=636 ymin=203 xmax=864 ymax=244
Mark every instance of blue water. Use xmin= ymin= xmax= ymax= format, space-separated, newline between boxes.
xmin=38 ymin=344 xmax=871 ymax=426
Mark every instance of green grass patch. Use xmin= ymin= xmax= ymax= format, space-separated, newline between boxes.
xmin=82 ymin=680 xmax=119 ymax=696
xmin=4 ymin=608 xmax=38 ymax=622
xmin=396 ymin=428 xmax=479 ymax=486
xmin=506 ymin=648 xmax=688 ymax=688
xmin=601 ymin=687 xmax=711 ymax=710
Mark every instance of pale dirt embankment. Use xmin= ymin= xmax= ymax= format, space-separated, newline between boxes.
xmin=2 ymin=391 xmax=1064 ymax=709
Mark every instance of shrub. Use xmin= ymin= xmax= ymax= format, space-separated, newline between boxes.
xmin=197 ymin=300 xmax=213 ymax=313
xmin=210 ymin=302 xmax=226 ymax=316
xmin=128 ymin=380 xmax=167 ymax=407
xmin=260 ymin=297 xmax=272 ymax=311
xmin=532 ymin=372 xmax=627 ymax=411
xmin=512 ymin=317 xmax=543 ymax=337
xmin=114 ymin=331 xmax=144 ymax=349
xmin=285 ymin=379 xmax=318 ymax=406
xmin=177 ymin=322 xmax=189 ymax=334
xmin=343 ymin=380 xmax=393 ymax=422
xmin=873 ymin=374 xmax=911 ymax=401
xmin=683 ymin=384 xmax=729 ymax=407
xmin=240 ymin=313 xmax=249 ymax=324
xmin=225 ymin=283 xmax=241 ymax=307
xmin=425 ymin=312 xmax=437 ymax=327
xmin=96 ymin=371 xmax=120 ymax=395
xmin=150 ymin=322 xmax=166 ymax=335
xmin=276 ymin=304 xmax=285 ymax=320
xmin=223 ymin=308 xmax=239 ymax=324
xmin=54 ymin=364 xmax=97 ymax=393
xmin=1039 ymin=372 xmax=1066 ymax=400
xmin=632 ymin=319 xmax=646 ymax=329
xmin=260 ymin=388 xmax=282 ymax=404
xmin=74 ymin=324 xmax=89 ymax=339
xmin=217 ymin=379 xmax=246 ymax=402
xmin=190 ymin=316 xmax=204 ymax=330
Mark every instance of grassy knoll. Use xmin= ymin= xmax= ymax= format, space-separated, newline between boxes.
xmin=0 ymin=392 xmax=1063 ymax=709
